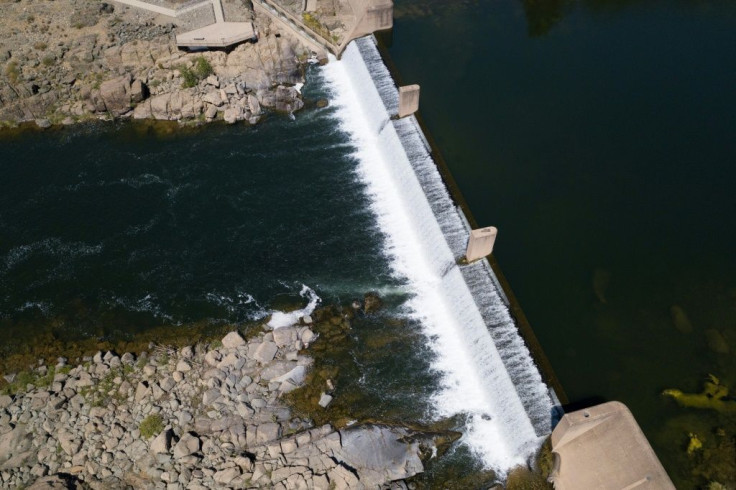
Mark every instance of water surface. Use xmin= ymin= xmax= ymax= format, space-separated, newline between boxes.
xmin=386 ymin=0 xmax=736 ymax=486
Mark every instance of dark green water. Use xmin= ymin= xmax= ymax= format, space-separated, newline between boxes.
xmin=0 ymin=110 xmax=394 ymax=341
xmin=386 ymin=0 xmax=736 ymax=486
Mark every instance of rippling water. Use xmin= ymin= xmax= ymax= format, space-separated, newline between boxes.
xmin=0 ymin=80 xmax=397 ymax=343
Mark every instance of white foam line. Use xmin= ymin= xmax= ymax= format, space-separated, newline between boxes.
xmin=320 ymin=42 xmax=547 ymax=473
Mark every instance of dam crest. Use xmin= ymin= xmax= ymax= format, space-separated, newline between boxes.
xmin=323 ymin=36 xmax=559 ymax=471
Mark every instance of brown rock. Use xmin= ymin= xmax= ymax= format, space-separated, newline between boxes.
xmin=99 ymin=75 xmax=132 ymax=116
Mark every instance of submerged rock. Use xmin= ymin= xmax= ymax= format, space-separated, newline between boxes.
xmin=670 ymin=305 xmax=693 ymax=334
xmin=364 ymin=291 xmax=383 ymax=313
xmin=663 ymin=374 xmax=736 ymax=412
xmin=705 ymin=329 xmax=729 ymax=354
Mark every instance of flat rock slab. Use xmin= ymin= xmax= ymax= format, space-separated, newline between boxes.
xmin=333 ymin=425 xmax=424 ymax=486
xmin=253 ymin=341 xmax=278 ymax=364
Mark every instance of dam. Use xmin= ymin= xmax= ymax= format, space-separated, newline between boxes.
xmin=323 ymin=36 xmax=560 ymax=471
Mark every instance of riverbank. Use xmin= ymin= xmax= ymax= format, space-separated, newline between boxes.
xmin=0 ymin=0 xmax=310 ymax=129
xmin=0 ymin=309 xmax=453 ymax=489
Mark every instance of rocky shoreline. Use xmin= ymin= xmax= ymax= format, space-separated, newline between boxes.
xmin=0 ymin=316 xmax=449 ymax=489
xmin=0 ymin=0 xmax=312 ymax=129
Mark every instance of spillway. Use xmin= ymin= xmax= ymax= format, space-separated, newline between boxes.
xmin=321 ymin=36 xmax=558 ymax=472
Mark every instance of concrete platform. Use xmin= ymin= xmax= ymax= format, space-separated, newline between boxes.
xmin=549 ymin=401 xmax=674 ymax=490
xmin=176 ymin=21 xmax=256 ymax=48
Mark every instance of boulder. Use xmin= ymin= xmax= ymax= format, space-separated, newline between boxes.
xmin=318 ymin=393 xmax=333 ymax=408
xmin=223 ymin=107 xmax=243 ymax=124
xmin=272 ymin=365 xmax=307 ymax=386
xmin=173 ymin=433 xmax=200 ymax=459
xmin=204 ymin=350 xmax=221 ymax=367
xmin=273 ymin=327 xmax=297 ymax=347
xmin=130 ymin=79 xmax=148 ymax=103
xmin=217 ymin=353 xmax=243 ymax=370
xmin=247 ymin=93 xmax=261 ymax=115
xmin=175 ymin=360 xmax=191 ymax=373
xmin=256 ymin=423 xmax=280 ymax=443
xmin=202 ymin=90 xmax=223 ymax=107
xmin=705 ymin=329 xmax=729 ymax=353
xmin=99 ymin=75 xmax=132 ymax=115
xmin=301 ymin=328 xmax=316 ymax=344
xmin=27 ymin=474 xmax=81 ymax=489
xmin=149 ymin=94 xmax=170 ymax=120
xmin=0 ymin=424 xmax=33 ymax=470
xmin=204 ymin=75 xmax=219 ymax=87
xmin=204 ymin=104 xmax=219 ymax=120
xmin=253 ymin=341 xmax=278 ymax=364
xmin=213 ymin=467 xmax=241 ymax=485
xmin=0 ymin=394 xmax=13 ymax=409
xmin=202 ymin=389 xmax=221 ymax=406
xmin=150 ymin=428 xmax=174 ymax=454
xmin=134 ymin=382 xmax=151 ymax=402
xmin=57 ymin=431 xmax=82 ymax=457
xmin=260 ymin=361 xmax=298 ymax=381
xmin=222 ymin=331 xmax=245 ymax=349
xmin=364 ymin=292 xmax=383 ymax=313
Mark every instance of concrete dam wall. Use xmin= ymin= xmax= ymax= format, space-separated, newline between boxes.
xmin=322 ymin=36 xmax=559 ymax=472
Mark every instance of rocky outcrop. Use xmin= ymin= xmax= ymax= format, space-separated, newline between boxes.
xmin=0 ymin=325 xmax=439 ymax=489
xmin=98 ymin=75 xmax=134 ymax=116
xmin=0 ymin=0 xmax=308 ymax=129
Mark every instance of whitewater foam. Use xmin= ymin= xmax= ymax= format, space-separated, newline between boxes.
xmin=267 ymin=285 xmax=321 ymax=329
xmin=321 ymin=38 xmax=554 ymax=472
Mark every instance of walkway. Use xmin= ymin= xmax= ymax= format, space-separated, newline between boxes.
xmin=176 ymin=22 xmax=255 ymax=48
xmin=113 ymin=0 xmax=256 ymax=49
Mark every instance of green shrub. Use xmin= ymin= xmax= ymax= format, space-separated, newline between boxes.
xmin=41 ymin=55 xmax=55 ymax=67
xmin=178 ymin=65 xmax=197 ymax=88
xmin=139 ymin=414 xmax=164 ymax=439
xmin=33 ymin=42 xmax=47 ymax=50
xmin=5 ymin=61 xmax=19 ymax=84
xmin=193 ymin=56 xmax=213 ymax=79
xmin=177 ymin=57 xmax=213 ymax=88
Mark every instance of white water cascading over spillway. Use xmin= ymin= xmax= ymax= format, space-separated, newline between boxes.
xmin=322 ymin=37 xmax=556 ymax=472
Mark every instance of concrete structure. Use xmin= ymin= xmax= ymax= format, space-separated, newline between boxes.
xmin=253 ymin=0 xmax=329 ymax=57
xmin=114 ymin=0 xmax=211 ymax=17
xmin=398 ymin=84 xmax=420 ymax=118
xmin=176 ymin=22 xmax=256 ymax=48
xmin=343 ymin=0 xmax=393 ymax=41
xmin=114 ymin=0 xmax=257 ymax=49
xmin=465 ymin=226 xmax=498 ymax=262
xmin=549 ymin=402 xmax=674 ymax=490
xmin=255 ymin=0 xmax=392 ymax=58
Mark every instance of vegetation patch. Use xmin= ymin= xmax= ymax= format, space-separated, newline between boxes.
xmin=5 ymin=61 xmax=20 ymax=84
xmin=139 ymin=413 xmax=164 ymax=439
xmin=178 ymin=56 xmax=214 ymax=88
xmin=301 ymin=13 xmax=333 ymax=44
